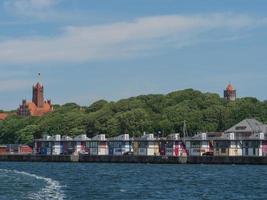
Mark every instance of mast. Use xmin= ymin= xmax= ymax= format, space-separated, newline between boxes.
xmin=38 ymin=72 xmax=41 ymax=83
xmin=183 ymin=120 xmax=188 ymax=142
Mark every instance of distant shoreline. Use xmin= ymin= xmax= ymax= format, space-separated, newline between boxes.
xmin=1 ymin=154 xmax=267 ymax=165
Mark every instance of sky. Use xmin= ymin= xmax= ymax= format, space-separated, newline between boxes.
xmin=1 ymin=0 xmax=267 ymax=110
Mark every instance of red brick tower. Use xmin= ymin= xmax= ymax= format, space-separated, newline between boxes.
xmin=32 ymin=82 xmax=44 ymax=108
xmin=224 ymin=83 xmax=236 ymax=101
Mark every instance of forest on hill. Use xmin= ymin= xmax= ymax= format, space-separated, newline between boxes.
xmin=0 ymin=89 xmax=267 ymax=145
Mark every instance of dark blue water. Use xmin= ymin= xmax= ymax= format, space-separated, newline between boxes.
xmin=0 ymin=162 xmax=266 ymax=200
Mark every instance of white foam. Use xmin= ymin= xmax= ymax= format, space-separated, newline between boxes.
xmin=120 ymin=189 xmax=127 ymax=193
xmin=0 ymin=169 xmax=65 ymax=200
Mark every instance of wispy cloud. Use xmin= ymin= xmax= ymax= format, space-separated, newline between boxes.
xmin=3 ymin=0 xmax=65 ymax=20
xmin=0 ymin=13 xmax=266 ymax=64
xmin=4 ymin=0 xmax=59 ymax=10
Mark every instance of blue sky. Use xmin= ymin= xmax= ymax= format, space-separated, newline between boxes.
xmin=1 ymin=0 xmax=267 ymax=110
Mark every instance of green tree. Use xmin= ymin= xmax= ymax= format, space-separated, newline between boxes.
xmin=2 ymin=89 xmax=267 ymax=144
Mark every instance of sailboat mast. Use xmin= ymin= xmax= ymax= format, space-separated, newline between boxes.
xmin=183 ymin=120 xmax=187 ymax=142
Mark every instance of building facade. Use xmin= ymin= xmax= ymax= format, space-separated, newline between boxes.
xmin=224 ymin=83 xmax=236 ymax=101
xmin=86 ymin=134 xmax=109 ymax=156
xmin=0 ymin=144 xmax=32 ymax=155
xmin=214 ymin=119 xmax=267 ymax=156
xmin=133 ymin=134 xmax=160 ymax=156
xmin=108 ymin=134 xmax=132 ymax=156
xmin=0 ymin=113 xmax=8 ymax=121
xmin=35 ymin=134 xmax=90 ymax=155
xmin=225 ymin=119 xmax=267 ymax=139
xmin=17 ymin=82 xmax=53 ymax=117
xmin=33 ymin=118 xmax=267 ymax=157
xmin=186 ymin=133 xmax=212 ymax=156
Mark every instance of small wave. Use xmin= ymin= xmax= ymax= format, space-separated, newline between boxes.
xmin=0 ymin=169 xmax=65 ymax=200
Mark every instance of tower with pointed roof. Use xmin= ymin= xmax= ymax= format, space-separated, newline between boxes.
xmin=224 ymin=83 xmax=236 ymax=101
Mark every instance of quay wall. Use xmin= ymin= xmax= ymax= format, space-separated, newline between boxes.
xmin=187 ymin=156 xmax=267 ymax=165
xmin=1 ymin=155 xmax=267 ymax=164
xmin=0 ymin=154 xmax=74 ymax=162
xmin=79 ymin=155 xmax=187 ymax=164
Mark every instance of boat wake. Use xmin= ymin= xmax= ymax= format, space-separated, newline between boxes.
xmin=0 ymin=169 xmax=65 ymax=200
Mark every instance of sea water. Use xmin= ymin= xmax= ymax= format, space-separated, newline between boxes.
xmin=0 ymin=162 xmax=266 ymax=200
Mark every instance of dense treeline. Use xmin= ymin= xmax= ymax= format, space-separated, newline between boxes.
xmin=1 ymin=89 xmax=267 ymax=145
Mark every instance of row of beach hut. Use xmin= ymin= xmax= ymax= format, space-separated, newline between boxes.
xmin=34 ymin=131 xmax=267 ymax=157
xmin=0 ymin=144 xmax=32 ymax=155
xmin=34 ymin=133 xmax=189 ymax=156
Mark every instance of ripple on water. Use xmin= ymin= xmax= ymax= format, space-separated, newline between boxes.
xmin=1 ymin=163 xmax=267 ymax=200
xmin=0 ymin=169 xmax=65 ymax=200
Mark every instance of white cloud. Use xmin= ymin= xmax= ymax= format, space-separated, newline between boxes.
xmin=0 ymin=13 xmax=266 ymax=64
xmin=0 ymin=79 xmax=33 ymax=91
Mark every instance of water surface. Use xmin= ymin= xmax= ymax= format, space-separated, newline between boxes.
xmin=0 ymin=162 xmax=266 ymax=200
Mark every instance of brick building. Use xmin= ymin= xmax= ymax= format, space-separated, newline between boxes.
xmin=0 ymin=113 xmax=8 ymax=121
xmin=17 ymin=82 xmax=53 ymax=117
xmin=224 ymin=83 xmax=236 ymax=101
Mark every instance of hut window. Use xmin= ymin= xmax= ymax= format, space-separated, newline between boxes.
xmin=235 ymin=126 xmax=246 ymax=130
xmin=191 ymin=141 xmax=201 ymax=148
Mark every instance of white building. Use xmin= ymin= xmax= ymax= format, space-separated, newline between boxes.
xmin=73 ymin=134 xmax=90 ymax=154
xmin=242 ymin=133 xmax=265 ymax=156
xmin=215 ymin=119 xmax=267 ymax=156
xmin=50 ymin=135 xmax=62 ymax=155
xmin=108 ymin=134 xmax=132 ymax=155
xmin=87 ymin=134 xmax=108 ymax=155
xmin=134 ymin=134 xmax=160 ymax=156
xmin=187 ymin=133 xmax=211 ymax=156
xmin=164 ymin=134 xmax=187 ymax=157
xmin=225 ymin=119 xmax=267 ymax=139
